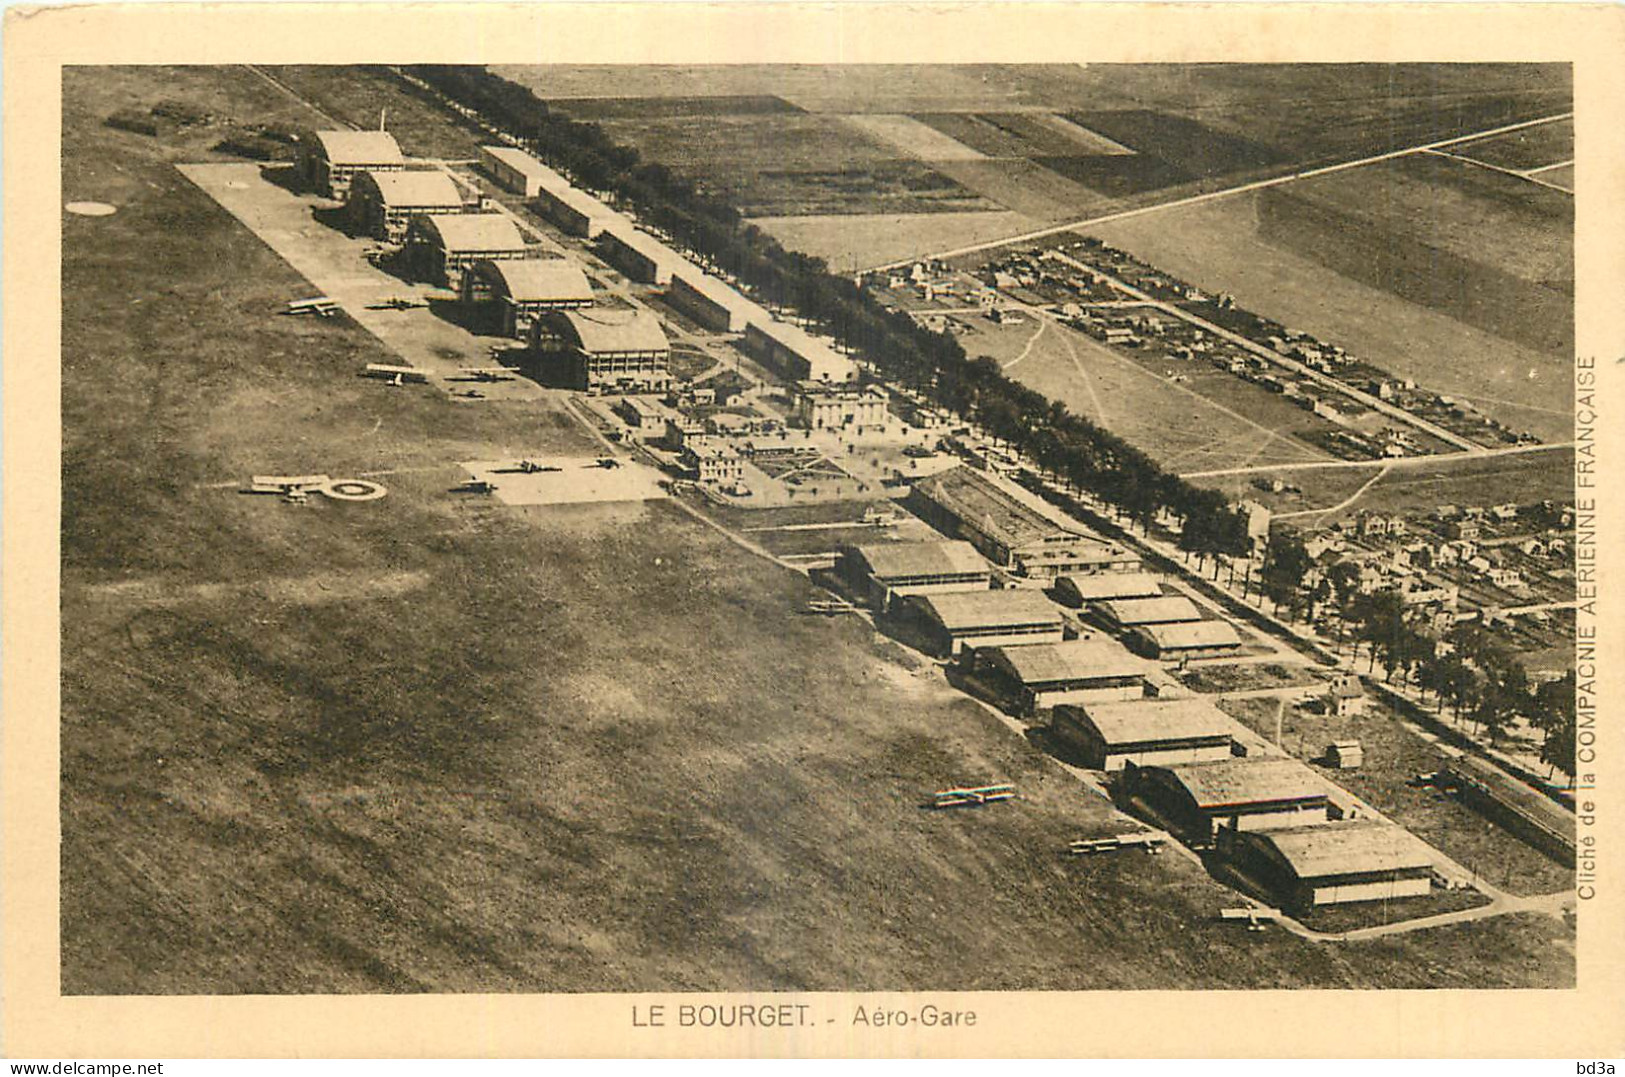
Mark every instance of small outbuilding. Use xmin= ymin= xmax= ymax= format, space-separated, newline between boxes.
xmin=1326 ymin=673 xmax=1367 ymax=717
xmin=1051 ymin=698 xmax=1235 ymax=772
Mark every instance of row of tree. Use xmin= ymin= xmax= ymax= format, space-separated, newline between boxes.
xmin=395 ymin=65 xmax=1253 ymax=560
xmin=1262 ymin=529 xmax=1575 ymax=776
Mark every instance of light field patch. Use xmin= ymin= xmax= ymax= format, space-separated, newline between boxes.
xmin=839 ymin=113 xmax=989 ymax=161
xmin=460 ymin=457 xmax=669 ymax=506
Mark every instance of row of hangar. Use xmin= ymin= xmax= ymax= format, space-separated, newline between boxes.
xmin=296 ymin=131 xmax=856 ymax=392
xmin=833 ymin=469 xmax=1435 ymax=913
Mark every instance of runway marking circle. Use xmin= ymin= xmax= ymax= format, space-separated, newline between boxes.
xmin=66 ymin=201 xmax=118 ymax=217
xmin=322 ymin=479 xmax=388 ymax=501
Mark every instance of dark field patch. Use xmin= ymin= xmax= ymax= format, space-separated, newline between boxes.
xmin=590 ymin=113 xmax=999 ymax=217
xmin=547 ymin=94 xmax=805 ymax=120
xmin=1032 ymin=154 xmax=1194 ymax=198
xmin=1451 ymin=118 xmax=1573 ymax=171
xmin=1065 ymin=109 xmax=1285 ymax=178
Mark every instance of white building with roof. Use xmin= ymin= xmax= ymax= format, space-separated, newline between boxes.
xmin=968 ymin=638 xmax=1154 ymax=716
xmin=1218 ymin=820 xmax=1434 ymax=909
xmin=1051 ymin=698 xmax=1236 ymax=771
xmin=406 ymin=213 xmax=530 ymax=289
xmin=741 ymin=321 xmax=855 ymax=385
xmin=346 ymin=170 xmax=466 ymax=241
xmin=298 ymin=129 xmax=405 ymax=198
xmin=528 ymin=307 xmax=671 ymax=392
xmin=901 ymin=588 xmax=1064 ymax=656
xmin=460 ymin=258 xmax=594 ymax=337
xmin=837 ymin=540 xmax=991 ymax=611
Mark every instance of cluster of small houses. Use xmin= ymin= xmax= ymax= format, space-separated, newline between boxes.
xmin=830 ymin=465 xmax=1449 ymax=914
xmin=1293 ymin=502 xmax=1575 ymax=625
xmin=930 ymin=240 xmax=1536 ymax=456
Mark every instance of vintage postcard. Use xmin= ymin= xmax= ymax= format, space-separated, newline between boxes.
xmin=3 ymin=1 xmax=1622 ymax=1060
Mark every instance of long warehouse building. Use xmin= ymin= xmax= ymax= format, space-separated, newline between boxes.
xmin=1051 ymin=697 xmax=1236 ymax=771
xmin=901 ymin=588 xmax=1065 ymax=657
xmin=965 ymin=638 xmax=1154 ymax=716
xmin=837 ymin=540 xmax=991 ymax=611
xmin=1218 ymin=820 xmax=1435 ymax=910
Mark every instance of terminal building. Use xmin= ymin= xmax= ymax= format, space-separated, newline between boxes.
xmin=346 ymin=170 xmax=466 ymax=242
xmin=459 ymin=258 xmax=594 ymax=337
xmin=741 ymin=321 xmax=856 ymax=385
xmin=1217 ymin=820 xmax=1434 ymax=910
xmin=900 ymin=588 xmax=1065 ymax=657
xmin=794 ymin=384 xmax=888 ymax=432
xmin=964 ymin=638 xmax=1154 ymax=716
xmin=679 ymin=437 xmax=745 ymax=487
xmin=406 ymin=213 xmax=530 ymax=290
xmin=836 ymin=540 xmax=991 ymax=611
xmin=1124 ymin=757 xmax=1332 ymax=842
xmin=298 ymin=129 xmax=404 ymax=198
xmin=1129 ymin=620 xmax=1244 ymax=661
xmin=528 ymin=306 xmax=671 ymax=392
xmin=1051 ymin=698 xmax=1235 ymax=771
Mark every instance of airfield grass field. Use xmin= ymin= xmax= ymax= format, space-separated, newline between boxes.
xmin=959 ymin=313 xmax=1329 ymax=474
xmin=60 ymin=65 xmax=1575 ymax=994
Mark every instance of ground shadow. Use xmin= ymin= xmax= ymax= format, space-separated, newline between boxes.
xmin=259 ymin=162 xmax=305 ymax=195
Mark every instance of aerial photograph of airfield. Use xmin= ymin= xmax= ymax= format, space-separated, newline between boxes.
xmin=62 ymin=63 xmax=1581 ymax=993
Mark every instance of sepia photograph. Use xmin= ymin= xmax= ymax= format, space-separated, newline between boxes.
xmin=7 ymin=1 xmax=1623 ymax=1060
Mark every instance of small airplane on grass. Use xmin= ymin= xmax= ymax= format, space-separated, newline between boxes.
xmin=284 ymin=297 xmax=339 ymax=318
xmin=1068 ymin=833 xmax=1166 ymax=856
xmin=494 ymin=460 xmax=562 ymax=475
xmin=452 ymin=478 xmax=497 ymax=495
xmin=362 ymin=363 xmax=428 ymax=386
xmin=245 ymin=474 xmax=331 ymax=504
xmin=368 ymin=296 xmax=430 ymax=311
xmin=1219 ymin=907 xmax=1283 ymax=932
xmin=454 ymin=366 xmax=520 ymax=383
xmin=587 ymin=458 xmax=622 ymax=470
xmin=929 ymin=784 xmax=1016 ymax=810
xmin=804 ymin=598 xmax=859 ymax=616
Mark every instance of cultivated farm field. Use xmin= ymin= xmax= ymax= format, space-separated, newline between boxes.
xmin=496 ymin=63 xmax=1572 ymax=270
xmin=57 ymin=65 xmax=1576 ymax=994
